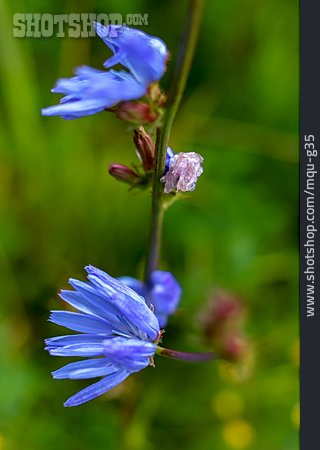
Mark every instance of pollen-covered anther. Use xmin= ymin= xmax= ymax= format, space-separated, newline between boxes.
xmin=155 ymin=329 xmax=165 ymax=345
xmin=149 ymin=356 xmax=155 ymax=367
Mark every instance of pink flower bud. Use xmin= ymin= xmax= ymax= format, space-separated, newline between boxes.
xmin=161 ymin=152 xmax=204 ymax=194
xmin=221 ymin=334 xmax=249 ymax=362
xmin=108 ymin=164 xmax=142 ymax=185
xmin=115 ymin=101 xmax=158 ymax=124
xmin=203 ymin=291 xmax=245 ymax=339
xmin=133 ymin=127 xmax=155 ymax=171
xmin=201 ymin=289 xmax=250 ymax=363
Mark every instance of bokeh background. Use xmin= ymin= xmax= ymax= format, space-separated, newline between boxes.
xmin=0 ymin=0 xmax=298 ymax=449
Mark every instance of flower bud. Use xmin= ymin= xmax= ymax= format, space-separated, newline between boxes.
xmin=161 ymin=152 xmax=204 ymax=194
xmin=201 ymin=290 xmax=249 ymax=363
xmin=115 ymin=101 xmax=159 ymax=124
xmin=202 ymin=291 xmax=245 ymax=340
xmin=133 ymin=127 xmax=155 ymax=171
xmin=109 ymin=163 xmax=142 ymax=185
xmin=221 ymin=334 xmax=249 ymax=362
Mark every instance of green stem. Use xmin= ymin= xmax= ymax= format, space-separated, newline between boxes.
xmin=156 ymin=346 xmax=216 ymax=362
xmin=144 ymin=0 xmax=204 ymax=283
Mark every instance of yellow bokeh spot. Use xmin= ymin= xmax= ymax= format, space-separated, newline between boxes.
xmin=291 ymin=403 xmax=300 ymax=428
xmin=0 ymin=434 xmax=3 ymax=450
xmin=218 ymin=362 xmax=241 ymax=384
xmin=212 ymin=389 xmax=244 ymax=419
xmin=223 ymin=419 xmax=255 ymax=449
xmin=217 ymin=361 xmax=252 ymax=384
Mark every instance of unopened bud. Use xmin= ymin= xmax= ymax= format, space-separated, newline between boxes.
xmin=221 ymin=334 xmax=249 ymax=362
xmin=133 ymin=127 xmax=155 ymax=171
xmin=109 ymin=163 xmax=142 ymax=185
xmin=115 ymin=101 xmax=158 ymax=124
xmin=161 ymin=152 xmax=204 ymax=194
xmin=201 ymin=289 xmax=250 ymax=363
xmin=203 ymin=291 xmax=245 ymax=340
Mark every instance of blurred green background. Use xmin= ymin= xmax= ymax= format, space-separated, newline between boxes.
xmin=0 ymin=0 xmax=298 ymax=449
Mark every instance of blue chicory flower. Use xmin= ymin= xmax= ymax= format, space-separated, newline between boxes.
xmin=119 ymin=270 xmax=182 ymax=327
xmin=41 ymin=67 xmax=147 ymax=119
xmin=42 ymin=23 xmax=168 ymax=119
xmin=45 ymin=265 xmax=160 ymax=406
xmin=94 ymin=22 xmax=168 ymax=85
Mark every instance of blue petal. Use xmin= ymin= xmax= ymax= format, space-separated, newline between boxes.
xmin=165 ymin=147 xmax=175 ymax=173
xmin=86 ymin=265 xmax=143 ymax=298
xmin=47 ymin=343 xmax=105 ymax=357
xmin=150 ymin=270 xmax=182 ymax=318
xmin=85 ymin=265 xmax=160 ymax=340
xmin=155 ymin=314 xmax=168 ymax=328
xmin=59 ymin=288 xmax=120 ymax=324
xmin=103 ymin=336 xmax=156 ymax=372
xmin=42 ymin=68 xmax=147 ymax=119
xmin=117 ymin=276 xmax=147 ymax=299
xmin=52 ymin=358 xmax=116 ymax=379
xmin=64 ymin=369 xmax=129 ymax=406
xmin=49 ymin=310 xmax=112 ymax=334
xmin=68 ymin=279 xmax=119 ymax=316
xmin=45 ymin=334 xmax=108 ymax=348
xmin=108 ymin=293 xmax=159 ymax=341
xmin=41 ymin=98 xmax=108 ymax=118
xmin=104 ymin=69 xmax=147 ymax=100
xmin=74 ymin=65 xmax=103 ymax=77
xmin=94 ymin=22 xmax=168 ymax=85
xmin=51 ymin=76 xmax=90 ymax=95
xmin=51 ymin=67 xmax=145 ymax=101
xmin=119 ymin=270 xmax=181 ymax=327
xmin=66 ymin=279 xmax=138 ymax=336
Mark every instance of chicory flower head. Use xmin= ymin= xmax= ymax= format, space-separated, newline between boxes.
xmin=41 ymin=23 xmax=168 ymax=119
xmin=45 ymin=265 xmax=161 ymax=406
xmin=119 ymin=270 xmax=182 ymax=327
xmin=41 ymin=67 xmax=147 ymax=119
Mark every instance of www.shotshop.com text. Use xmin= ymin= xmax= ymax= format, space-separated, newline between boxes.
xmin=303 ymin=134 xmax=317 ymax=317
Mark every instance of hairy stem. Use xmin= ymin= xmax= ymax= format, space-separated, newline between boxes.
xmin=144 ymin=0 xmax=204 ymax=283
xmin=156 ymin=346 xmax=216 ymax=362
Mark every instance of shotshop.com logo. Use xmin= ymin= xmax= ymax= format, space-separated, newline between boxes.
xmin=13 ymin=13 xmax=149 ymax=38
